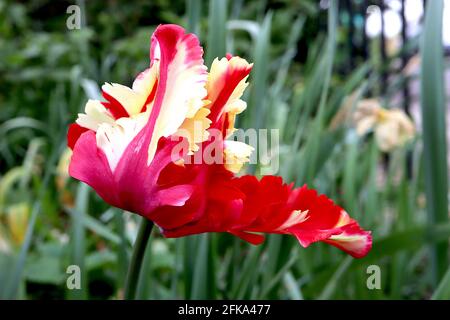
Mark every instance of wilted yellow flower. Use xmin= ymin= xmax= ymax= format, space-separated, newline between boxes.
xmin=56 ymin=148 xmax=75 ymax=207
xmin=7 ymin=202 xmax=30 ymax=245
xmin=354 ymin=99 xmax=415 ymax=152
xmin=56 ymin=148 xmax=72 ymax=189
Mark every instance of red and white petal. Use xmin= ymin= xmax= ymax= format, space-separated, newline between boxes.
xmin=281 ymin=187 xmax=372 ymax=258
xmin=175 ymin=107 xmax=212 ymax=154
xmin=70 ymin=132 xmax=194 ymax=217
xmin=160 ymin=171 xmax=371 ymax=258
xmin=223 ymin=140 xmax=254 ymax=173
xmin=67 ymin=123 xmax=89 ymax=149
xmin=275 ymin=209 xmax=309 ymax=231
xmin=206 ymin=56 xmax=252 ymax=127
xmin=102 ymin=68 xmax=157 ymax=117
xmin=286 ymin=186 xmax=345 ymax=231
xmin=69 ymin=130 xmax=120 ymax=207
xmin=132 ymin=66 xmax=158 ymax=99
xmin=145 ymin=24 xmax=207 ymax=164
xmin=225 ymin=176 xmax=372 ymax=258
xmin=95 ymin=113 xmax=149 ymax=172
xmin=102 ymin=83 xmax=142 ymax=116
xmin=100 ymin=63 xmax=158 ymax=118
xmin=101 ymin=91 xmax=130 ymax=119
xmin=324 ymin=223 xmax=373 ymax=258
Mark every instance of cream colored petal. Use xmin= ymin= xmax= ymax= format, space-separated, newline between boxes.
xmin=374 ymin=109 xmax=415 ymax=151
xmin=389 ymin=109 xmax=416 ymax=143
xmin=76 ymin=99 xmax=116 ymax=131
xmin=225 ymin=98 xmax=247 ymax=114
xmin=206 ymin=58 xmax=229 ymax=102
xmin=355 ymin=116 xmax=377 ymax=136
xmin=153 ymin=49 xmax=207 ymax=139
xmin=375 ymin=120 xmax=399 ymax=152
xmin=147 ymin=34 xmax=208 ymax=165
xmin=224 ymin=100 xmax=247 ymax=138
xmin=276 ymin=210 xmax=309 ymax=231
xmin=334 ymin=210 xmax=352 ymax=228
xmin=223 ymin=140 xmax=254 ymax=173
xmin=207 ymin=57 xmax=252 ymax=114
xmin=175 ymin=107 xmax=211 ymax=154
xmin=96 ymin=112 xmax=149 ymax=172
xmin=102 ymin=65 xmax=157 ymax=117
xmin=132 ymin=66 xmax=158 ymax=94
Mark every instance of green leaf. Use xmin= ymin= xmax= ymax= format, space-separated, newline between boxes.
xmin=24 ymin=255 xmax=65 ymax=285
xmin=67 ymin=183 xmax=89 ymax=299
xmin=206 ymin=0 xmax=227 ymax=66
xmin=432 ymin=267 xmax=450 ymax=299
xmin=186 ymin=0 xmax=202 ymax=36
xmin=420 ymin=0 xmax=448 ymax=282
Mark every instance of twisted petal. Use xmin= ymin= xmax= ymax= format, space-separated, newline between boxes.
xmin=70 ymin=129 xmax=193 ymax=216
xmin=206 ymin=56 xmax=252 ymax=132
xmin=67 ymin=123 xmax=88 ymax=149
xmin=68 ymin=24 xmax=209 ymax=217
xmin=162 ymin=174 xmax=372 ymax=258
xmin=145 ymin=24 xmax=208 ymax=163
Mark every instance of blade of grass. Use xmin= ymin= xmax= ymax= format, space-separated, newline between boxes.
xmin=259 ymin=250 xmax=298 ymax=298
xmin=206 ymin=0 xmax=227 ymax=66
xmin=283 ymin=272 xmax=303 ymax=300
xmin=230 ymin=245 xmax=261 ymax=298
xmin=186 ymin=0 xmax=201 ymax=36
xmin=420 ymin=0 xmax=448 ymax=283
xmin=183 ymin=236 xmax=197 ymax=299
xmin=432 ymin=266 xmax=450 ymax=299
xmin=171 ymin=238 xmax=184 ymax=298
xmin=261 ymin=235 xmax=282 ymax=296
xmin=65 ymin=208 xmax=121 ymax=245
xmin=114 ymin=209 xmax=129 ymax=294
xmin=342 ymin=135 xmax=358 ymax=216
xmin=318 ymin=256 xmax=353 ymax=300
xmin=249 ymin=12 xmax=272 ymax=131
xmin=67 ymin=182 xmax=89 ymax=299
xmin=191 ymin=233 xmax=214 ymax=299
xmin=365 ymin=139 xmax=380 ymax=227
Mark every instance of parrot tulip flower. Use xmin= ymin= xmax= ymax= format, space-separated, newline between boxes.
xmin=67 ymin=24 xmax=372 ymax=259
